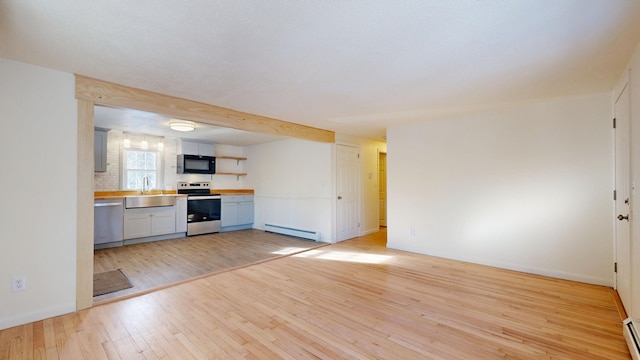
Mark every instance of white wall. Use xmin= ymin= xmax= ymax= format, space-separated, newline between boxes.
xmin=212 ymin=144 xmax=248 ymax=189
xmin=246 ymin=139 xmax=334 ymax=242
xmin=624 ymin=40 xmax=640 ymax=318
xmin=387 ymin=93 xmax=613 ymax=285
xmin=336 ymin=134 xmax=387 ymax=235
xmin=0 ymin=58 xmax=77 ymax=329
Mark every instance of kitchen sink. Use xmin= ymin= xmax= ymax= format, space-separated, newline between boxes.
xmin=125 ymin=195 xmax=176 ymax=208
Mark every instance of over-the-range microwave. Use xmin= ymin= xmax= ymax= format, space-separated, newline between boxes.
xmin=177 ymin=154 xmax=216 ymax=174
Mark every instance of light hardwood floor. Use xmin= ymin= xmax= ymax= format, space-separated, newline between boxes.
xmin=93 ymin=229 xmax=325 ymax=302
xmin=1 ymin=229 xmax=630 ymax=359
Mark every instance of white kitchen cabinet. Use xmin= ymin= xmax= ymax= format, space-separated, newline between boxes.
xmin=181 ymin=140 xmax=214 ymax=156
xmin=124 ymin=206 xmax=176 ymax=239
xmin=153 ymin=209 xmax=176 ymax=235
xmin=238 ymin=201 xmax=254 ymax=225
xmin=124 ymin=211 xmax=151 ymax=239
xmin=221 ymin=202 xmax=238 ymax=227
xmin=94 ymin=129 xmax=108 ymax=172
xmin=221 ymin=195 xmax=254 ymax=230
xmin=175 ymin=197 xmax=187 ymax=233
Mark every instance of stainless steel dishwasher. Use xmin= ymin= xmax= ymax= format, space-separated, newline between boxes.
xmin=94 ymin=199 xmax=124 ymax=248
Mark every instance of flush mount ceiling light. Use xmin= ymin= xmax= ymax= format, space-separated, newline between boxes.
xmin=169 ymin=120 xmax=196 ymax=132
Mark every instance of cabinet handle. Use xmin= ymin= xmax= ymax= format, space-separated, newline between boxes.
xmin=94 ymin=202 xmax=123 ymax=207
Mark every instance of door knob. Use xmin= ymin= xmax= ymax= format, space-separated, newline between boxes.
xmin=618 ymin=214 xmax=629 ymax=221
xmin=337 ymin=196 xmax=342 ymax=200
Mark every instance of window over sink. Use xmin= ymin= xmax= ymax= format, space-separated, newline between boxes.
xmin=122 ymin=133 xmax=164 ymax=190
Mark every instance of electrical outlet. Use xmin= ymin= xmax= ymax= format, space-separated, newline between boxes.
xmin=11 ymin=275 xmax=26 ymax=292
xmin=409 ymin=228 xmax=416 ymax=237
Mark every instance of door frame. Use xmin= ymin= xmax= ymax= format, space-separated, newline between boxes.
xmin=613 ymin=70 xmax=632 ymax=314
xmin=378 ymin=150 xmax=387 ymax=227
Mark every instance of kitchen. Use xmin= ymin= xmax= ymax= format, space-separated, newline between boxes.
xmin=66 ymin=72 xmax=384 ymax=312
xmin=92 ymin=105 xmax=325 ymax=300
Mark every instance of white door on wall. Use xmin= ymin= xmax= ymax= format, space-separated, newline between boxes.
xmin=337 ymin=144 xmax=359 ymax=242
xmin=615 ymin=80 xmax=632 ymax=314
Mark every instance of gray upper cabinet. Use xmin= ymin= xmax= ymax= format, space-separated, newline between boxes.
xmin=180 ymin=139 xmax=214 ymax=156
xmin=94 ymin=128 xmax=108 ymax=172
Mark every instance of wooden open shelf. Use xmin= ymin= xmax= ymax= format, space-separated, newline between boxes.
xmin=217 ymin=156 xmax=247 ymax=166
xmin=216 ymin=156 xmax=247 ymax=179
xmin=216 ymin=156 xmax=247 ymax=161
xmin=216 ymin=172 xmax=247 ymax=176
xmin=216 ymin=172 xmax=247 ymax=180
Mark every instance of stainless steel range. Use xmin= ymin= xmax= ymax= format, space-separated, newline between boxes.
xmin=177 ymin=182 xmax=221 ymax=236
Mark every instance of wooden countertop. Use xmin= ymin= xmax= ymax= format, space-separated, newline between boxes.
xmin=215 ymin=189 xmax=255 ymax=195
xmin=94 ymin=189 xmax=254 ymax=200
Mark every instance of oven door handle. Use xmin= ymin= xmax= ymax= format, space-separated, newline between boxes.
xmin=188 ymin=195 xmax=221 ymax=200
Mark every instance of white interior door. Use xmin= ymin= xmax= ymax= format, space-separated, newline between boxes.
xmin=615 ymin=82 xmax=632 ymax=314
xmin=379 ymin=152 xmax=387 ymax=227
xmin=337 ymin=144 xmax=359 ymax=242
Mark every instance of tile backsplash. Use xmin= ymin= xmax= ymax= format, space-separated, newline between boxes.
xmin=94 ymin=130 xmax=246 ymax=191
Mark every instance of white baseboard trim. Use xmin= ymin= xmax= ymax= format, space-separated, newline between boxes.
xmin=361 ymin=227 xmax=380 ymax=236
xmin=387 ymin=243 xmax=612 ymax=287
xmin=0 ymin=303 xmax=76 ymax=331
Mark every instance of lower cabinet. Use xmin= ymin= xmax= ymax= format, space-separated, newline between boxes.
xmin=238 ymin=201 xmax=254 ymax=225
xmin=221 ymin=202 xmax=239 ymax=227
xmin=221 ymin=195 xmax=254 ymax=231
xmin=124 ymin=206 xmax=176 ymax=239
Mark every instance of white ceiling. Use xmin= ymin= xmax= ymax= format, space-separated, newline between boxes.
xmin=94 ymin=106 xmax=288 ymax=146
xmin=2 ymin=1 xmax=640 ymax=143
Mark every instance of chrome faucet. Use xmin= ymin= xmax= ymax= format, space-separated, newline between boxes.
xmin=142 ymin=176 xmax=149 ymax=195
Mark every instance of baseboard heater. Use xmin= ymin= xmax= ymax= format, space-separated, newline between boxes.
xmin=264 ymin=224 xmax=320 ymax=241
xmin=624 ymin=318 xmax=640 ymax=359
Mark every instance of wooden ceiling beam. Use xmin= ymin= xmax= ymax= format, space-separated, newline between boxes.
xmin=75 ymin=75 xmax=335 ymax=143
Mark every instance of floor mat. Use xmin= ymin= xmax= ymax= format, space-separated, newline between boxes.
xmin=93 ymin=269 xmax=133 ymax=297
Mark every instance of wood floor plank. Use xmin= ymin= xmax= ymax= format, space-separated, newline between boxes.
xmin=0 ymin=228 xmax=630 ymax=359
xmin=93 ymin=229 xmax=324 ymax=302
